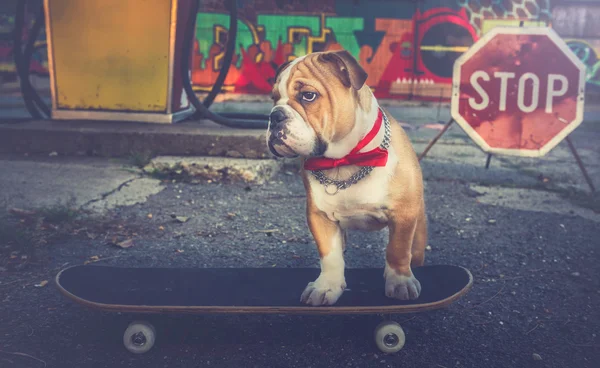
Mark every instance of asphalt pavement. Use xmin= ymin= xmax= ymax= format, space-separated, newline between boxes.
xmin=1 ymin=169 xmax=599 ymax=368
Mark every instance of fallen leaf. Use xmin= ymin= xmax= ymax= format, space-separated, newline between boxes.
xmin=226 ymin=213 xmax=236 ymax=220
xmin=115 ymin=239 xmax=134 ymax=249
xmin=9 ymin=208 xmax=37 ymax=217
xmin=35 ymin=280 xmax=48 ymax=288
xmin=84 ymin=255 xmax=100 ymax=265
xmin=158 ymin=226 xmax=165 ymax=231
xmin=423 ymin=123 xmax=446 ymax=130
xmin=488 ymin=219 xmax=497 ymax=224
xmin=175 ymin=249 xmax=184 ymax=253
xmin=175 ymin=216 xmax=189 ymax=223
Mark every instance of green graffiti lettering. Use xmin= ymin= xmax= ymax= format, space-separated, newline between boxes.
xmin=196 ymin=13 xmax=255 ymax=69
xmin=325 ymin=17 xmax=364 ymax=60
xmin=257 ymin=15 xmax=320 ymax=57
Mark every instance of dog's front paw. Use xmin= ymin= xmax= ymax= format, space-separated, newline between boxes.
xmin=384 ymin=265 xmax=421 ymax=300
xmin=300 ymin=274 xmax=346 ymax=306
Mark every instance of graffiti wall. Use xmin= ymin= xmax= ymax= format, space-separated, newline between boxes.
xmin=1 ymin=0 xmax=598 ymax=100
xmin=192 ymin=0 xmax=556 ymax=100
xmin=552 ymin=2 xmax=600 ymax=91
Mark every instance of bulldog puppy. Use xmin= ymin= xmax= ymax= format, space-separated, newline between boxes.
xmin=266 ymin=50 xmax=427 ymax=306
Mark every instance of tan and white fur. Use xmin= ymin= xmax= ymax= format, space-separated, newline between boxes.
xmin=266 ymin=50 xmax=427 ymax=306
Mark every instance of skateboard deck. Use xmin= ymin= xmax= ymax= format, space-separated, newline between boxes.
xmin=55 ymin=264 xmax=472 ymax=314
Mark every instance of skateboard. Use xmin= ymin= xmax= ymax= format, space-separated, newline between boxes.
xmin=55 ymin=264 xmax=473 ymax=354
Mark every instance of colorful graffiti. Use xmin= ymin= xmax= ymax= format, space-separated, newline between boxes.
xmin=1 ymin=0 xmax=599 ymax=100
xmin=457 ymin=0 xmax=551 ymax=34
xmin=565 ymin=40 xmax=600 ymax=88
xmin=190 ymin=0 xmax=558 ymax=100
xmin=192 ymin=5 xmax=481 ymax=100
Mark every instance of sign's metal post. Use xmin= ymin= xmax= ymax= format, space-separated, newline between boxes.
xmin=485 ymin=154 xmax=492 ymax=170
xmin=565 ymin=137 xmax=596 ymax=192
xmin=417 ymin=118 xmax=454 ymax=162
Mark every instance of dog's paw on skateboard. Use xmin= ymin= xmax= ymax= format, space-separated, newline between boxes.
xmin=300 ymin=275 xmax=347 ymax=306
xmin=384 ymin=265 xmax=421 ymax=300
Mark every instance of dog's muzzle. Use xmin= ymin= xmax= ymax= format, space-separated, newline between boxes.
xmin=269 ymin=108 xmax=287 ymax=128
xmin=267 ymin=107 xmax=297 ymax=157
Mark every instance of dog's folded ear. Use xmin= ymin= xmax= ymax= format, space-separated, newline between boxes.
xmin=274 ymin=61 xmax=292 ymax=81
xmin=319 ymin=50 xmax=368 ymax=90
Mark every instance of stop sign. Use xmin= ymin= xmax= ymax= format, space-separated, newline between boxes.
xmin=451 ymin=27 xmax=587 ymax=157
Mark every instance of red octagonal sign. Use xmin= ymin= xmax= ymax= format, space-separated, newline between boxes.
xmin=451 ymin=27 xmax=587 ymax=157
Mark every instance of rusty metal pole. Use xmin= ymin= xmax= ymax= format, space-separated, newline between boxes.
xmin=565 ymin=136 xmax=596 ymax=192
xmin=485 ymin=153 xmax=492 ymax=169
xmin=418 ymin=119 xmax=454 ymax=161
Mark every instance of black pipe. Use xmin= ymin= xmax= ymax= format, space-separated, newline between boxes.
xmin=194 ymin=0 xmax=271 ymax=125
xmin=22 ymin=4 xmax=51 ymax=117
xmin=182 ymin=0 xmax=270 ymax=129
xmin=198 ymin=0 xmax=237 ymax=109
xmin=13 ymin=1 xmax=43 ymax=119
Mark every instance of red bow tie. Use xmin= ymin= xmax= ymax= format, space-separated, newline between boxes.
xmin=304 ymin=109 xmax=388 ymax=171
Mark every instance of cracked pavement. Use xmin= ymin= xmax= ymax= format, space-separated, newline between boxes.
xmin=0 ymin=155 xmax=165 ymax=213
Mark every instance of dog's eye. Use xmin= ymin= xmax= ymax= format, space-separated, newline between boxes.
xmin=301 ymin=92 xmax=317 ymax=102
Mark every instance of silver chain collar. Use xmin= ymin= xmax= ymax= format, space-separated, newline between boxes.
xmin=309 ymin=109 xmax=392 ymax=195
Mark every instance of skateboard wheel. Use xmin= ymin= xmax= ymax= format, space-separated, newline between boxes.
xmin=374 ymin=321 xmax=405 ymax=353
xmin=123 ymin=321 xmax=156 ymax=354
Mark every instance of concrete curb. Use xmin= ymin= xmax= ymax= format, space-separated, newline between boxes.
xmin=0 ymin=119 xmax=271 ymax=159
xmin=143 ymin=156 xmax=283 ymax=184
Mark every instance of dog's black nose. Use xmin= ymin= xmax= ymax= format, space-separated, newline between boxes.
xmin=269 ymin=109 xmax=287 ymax=126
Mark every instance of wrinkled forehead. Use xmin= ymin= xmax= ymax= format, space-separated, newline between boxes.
xmin=272 ymin=56 xmax=306 ymax=101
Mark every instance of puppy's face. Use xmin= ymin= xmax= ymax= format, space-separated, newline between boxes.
xmin=266 ymin=50 xmax=369 ymax=159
